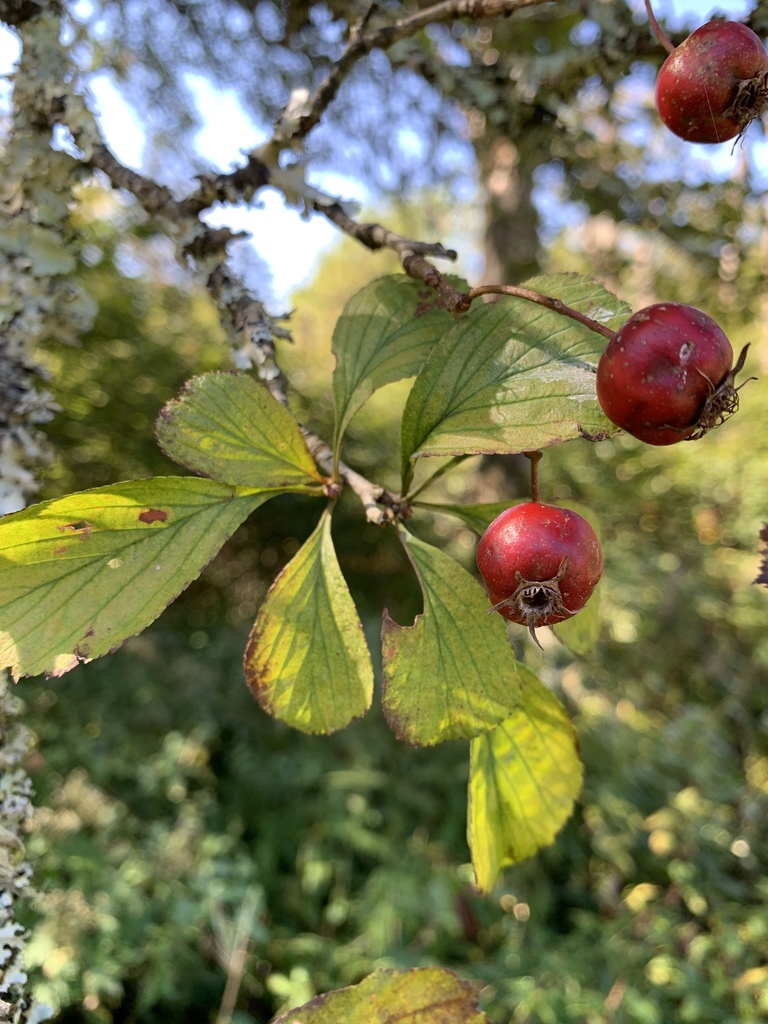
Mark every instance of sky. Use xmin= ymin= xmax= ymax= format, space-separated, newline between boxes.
xmin=0 ymin=0 xmax=762 ymax=302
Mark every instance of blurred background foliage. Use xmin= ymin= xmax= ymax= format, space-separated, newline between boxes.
xmin=5 ymin=0 xmax=768 ymax=1021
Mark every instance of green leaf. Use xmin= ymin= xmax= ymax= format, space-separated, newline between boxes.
xmin=413 ymin=500 xmax=516 ymax=536
xmin=0 ymin=477 xmax=269 ymax=680
xmin=270 ymin=967 xmax=490 ymax=1024
xmin=244 ymin=508 xmax=373 ymax=734
xmin=332 ymin=273 xmax=467 ymax=453
xmin=382 ymin=529 xmax=520 ymax=746
xmin=400 ymin=273 xmax=631 ymax=489
xmin=552 ymin=501 xmax=602 ymax=655
xmin=156 ymin=372 xmax=323 ymax=489
xmin=468 ymin=666 xmax=583 ymax=893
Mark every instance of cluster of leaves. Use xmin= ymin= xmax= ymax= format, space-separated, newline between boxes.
xmin=12 ymin=232 xmax=767 ymax=1021
xmin=1 ymin=270 xmax=632 ymax=897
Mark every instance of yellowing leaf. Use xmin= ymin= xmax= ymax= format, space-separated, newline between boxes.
xmin=156 ymin=372 xmax=323 ymax=488
xmin=0 ymin=478 xmax=269 ymax=679
xmin=270 ymin=967 xmax=490 ymax=1024
xmin=244 ymin=508 xmax=373 ymax=734
xmin=469 ymin=666 xmax=583 ymax=892
xmin=382 ymin=530 xmax=520 ymax=746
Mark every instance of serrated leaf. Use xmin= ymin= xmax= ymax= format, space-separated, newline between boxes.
xmin=0 ymin=478 xmax=270 ymax=680
xmin=382 ymin=529 xmax=520 ymax=746
xmin=401 ymin=274 xmax=631 ymax=489
xmin=414 ymin=500 xmax=516 ymax=535
xmin=244 ymin=508 xmax=373 ymax=734
xmin=156 ymin=372 xmax=323 ymax=488
xmin=551 ymin=501 xmax=602 ymax=655
xmin=332 ymin=274 xmax=467 ymax=453
xmin=270 ymin=967 xmax=490 ymax=1024
xmin=468 ymin=666 xmax=583 ymax=892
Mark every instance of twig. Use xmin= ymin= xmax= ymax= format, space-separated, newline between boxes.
xmin=293 ymin=0 xmax=556 ymax=140
xmin=460 ymin=283 xmax=616 ymax=340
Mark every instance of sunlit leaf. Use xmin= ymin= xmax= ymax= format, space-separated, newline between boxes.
xmin=401 ymin=273 xmax=631 ymax=489
xmin=382 ymin=529 xmax=520 ymax=746
xmin=156 ymin=372 xmax=323 ymax=488
xmin=332 ymin=273 xmax=467 ymax=453
xmin=244 ymin=508 xmax=373 ymax=734
xmin=0 ymin=478 xmax=271 ymax=680
xmin=270 ymin=966 xmax=490 ymax=1024
xmin=468 ymin=666 xmax=583 ymax=892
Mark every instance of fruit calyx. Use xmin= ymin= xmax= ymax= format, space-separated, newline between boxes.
xmin=689 ymin=343 xmax=754 ymax=440
xmin=487 ymin=555 xmax=573 ymax=648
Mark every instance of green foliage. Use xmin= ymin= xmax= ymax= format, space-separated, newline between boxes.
xmin=0 ymin=478 xmax=269 ymax=679
xmin=332 ymin=274 xmax=468 ymax=457
xmin=16 ymin=207 xmax=768 ymax=1024
xmin=382 ymin=528 xmax=520 ymax=746
xmin=244 ymin=508 xmax=374 ymax=734
xmin=468 ymin=666 xmax=583 ymax=892
xmin=156 ymin=372 xmax=323 ymax=488
xmin=400 ymin=274 xmax=630 ymax=491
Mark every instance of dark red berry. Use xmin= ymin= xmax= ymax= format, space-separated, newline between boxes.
xmin=476 ymin=502 xmax=603 ymax=645
xmin=596 ymin=302 xmax=748 ymax=446
xmin=655 ymin=20 xmax=768 ymax=144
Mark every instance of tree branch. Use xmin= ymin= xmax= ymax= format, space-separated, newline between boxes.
xmin=293 ymin=0 xmax=556 ymax=140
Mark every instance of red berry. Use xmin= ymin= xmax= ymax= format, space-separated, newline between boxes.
xmin=596 ymin=302 xmax=746 ymax=446
xmin=476 ymin=502 xmax=603 ymax=645
xmin=655 ymin=20 xmax=768 ymax=143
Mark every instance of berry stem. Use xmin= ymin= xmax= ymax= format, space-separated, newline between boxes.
xmin=525 ymin=450 xmax=542 ymax=502
xmin=644 ymin=0 xmax=675 ymax=55
xmin=462 ymin=284 xmax=616 ymax=341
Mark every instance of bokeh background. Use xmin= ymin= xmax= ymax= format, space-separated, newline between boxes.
xmin=2 ymin=0 xmax=768 ymax=1020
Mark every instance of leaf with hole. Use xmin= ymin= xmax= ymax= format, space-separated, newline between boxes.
xmin=0 ymin=477 xmax=272 ymax=679
xmin=400 ymin=274 xmax=630 ymax=490
xmin=156 ymin=372 xmax=323 ymax=489
xmin=244 ymin=508 xmax=373 ymax=734
xmin=332 ymin=273 xmax=467 ymax=454
xmin=468 ymin=665 xmax=583 ymax=893
xmin=382 ymin=529 xmax=520 ymax=746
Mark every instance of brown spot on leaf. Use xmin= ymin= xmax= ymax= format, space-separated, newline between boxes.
xmin=53 ymin=546 xmax=68 ymax=555
xmin=139 ymin=509 xmax=168 ymax=524
xmin=58 ymin=520 xmax=89 ymax=532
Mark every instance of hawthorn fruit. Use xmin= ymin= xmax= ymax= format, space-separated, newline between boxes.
xmin=655 ymin=19 xmax=768 ymax=143
xmin=596 ymin=302 xmax=747 ymax=446
xmin=476 ymin=502 xmax=603 ymax=645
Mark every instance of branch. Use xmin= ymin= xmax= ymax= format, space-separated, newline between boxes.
xmin=293 ymin=0 xmax=556 ymax=140
xmin=317 ymin=202 xmax=466 ymax=312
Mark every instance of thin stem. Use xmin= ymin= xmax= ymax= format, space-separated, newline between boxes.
xmin=405 ymin=455 xmax=471 ymax=502
xmin=644 ymin=0 xmax=675 ymax=55
xmin=525 ymin=450 xmax=542 ymax=502
xmin=463 ymin=284 xmax=616 ymax=341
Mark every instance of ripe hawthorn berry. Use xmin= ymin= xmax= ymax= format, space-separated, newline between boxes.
xmin=596 ymin=302 xmax=749 ymax=447
xmin=655 ymin=19 xmax=768 ymax=143
xmin=476 ymin=502 xmax=603 ymax=646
